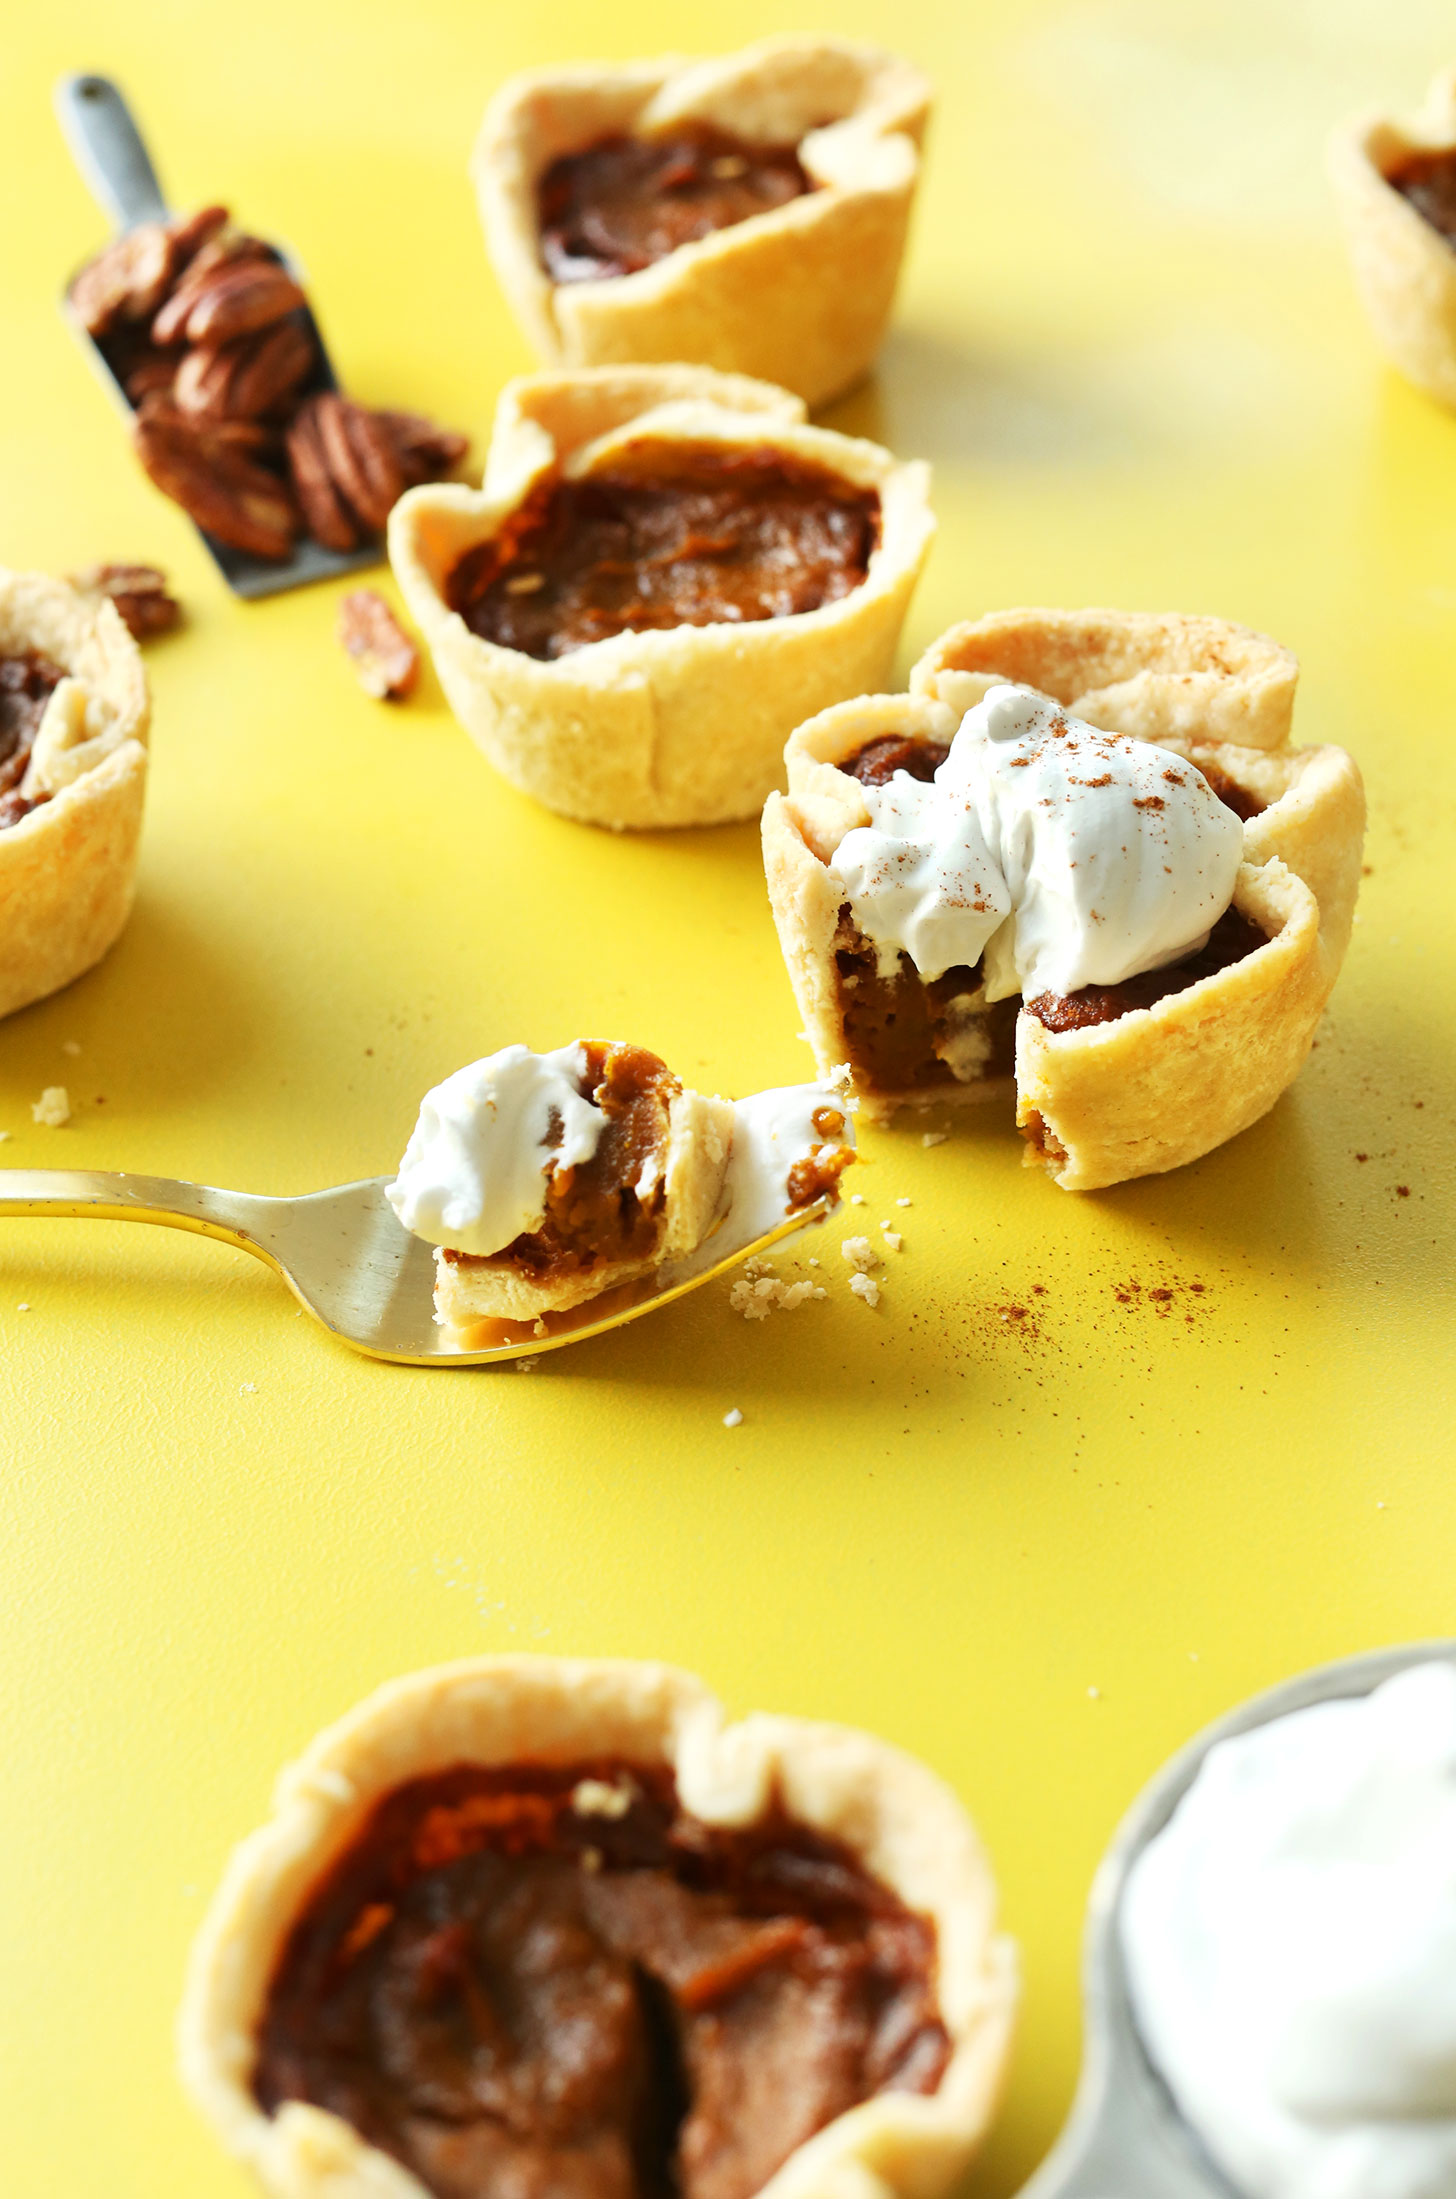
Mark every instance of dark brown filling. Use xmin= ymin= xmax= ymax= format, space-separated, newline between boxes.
xmin=442 ymin=1042 xmax=678 ymax=1287
xmin=1025 ymin=907 xmax=1269 ymax=1031
xmin=830 ymin=734 xmax=1270 ymax=1084
xmin=1389 ymin=146 xmax=1456 ymax=244
xmin=0 ymin=650 xmax=64 ymax=830
xmin=538 ymin=124 xmax=814 ymax=285
xmin=843 ymin=733 xmax=950 ymax=787
xmin=449 ymin=449 xmax=879 ymax=661
xmin=834 ymin=911 xmax=1020 ymax=1095
xmin=254 ymin=1760 xmax=950 ymax=2199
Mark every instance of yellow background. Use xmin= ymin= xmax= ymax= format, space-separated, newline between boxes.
xmin=2 ymin=2 xmax=1454 ymax=2193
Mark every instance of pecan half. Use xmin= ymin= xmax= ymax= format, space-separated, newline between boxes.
xmin=315 ymin=395 xmax=405 ymax=531
xmin=132 ymin=404 xmax=297 ymax=560
xmin=338 ymin=590 xmax=420 ymax=700
xmin=175 ymin=318 xmax=315 ymax=421
xmin=69 ymin=564 xmax=183 ymax=641
xmin=173 ymin=257 xmax=305 ymax=348
xmin=286 ymin=398 xmax=361 ymax=551
xmin=71 ymin=222 xmax=176 ymax=335
xmin=150 ymin=230 xmax=271 ymax=345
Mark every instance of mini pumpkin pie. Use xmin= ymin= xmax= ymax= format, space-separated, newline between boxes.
xmin=474 ymin=38 xmax=932 ymax=409
xmin=387 ymin=1039 xmax=856 ymax=1327
xmin=1330 ymin=67 xmax=1456 ymax=409
xmin=179 ymin=1654 xmax=1016 ymax=2199
xmin=0 ymin=569 xmax=150 ymax=1022
xmin=763 ymin=610 xmax=1365 ymax=1191
xmin=388 ymin=364 xmax=933 ymax=830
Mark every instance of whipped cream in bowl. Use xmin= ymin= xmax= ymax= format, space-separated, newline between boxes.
xmin=829 ymin=682 xmax=1245 ymax=1004
xmin=1124 ymin=1660 xmax=1456 ymax=2199
xmin=1023 ymin=1643 xmax=1456 ymax=2199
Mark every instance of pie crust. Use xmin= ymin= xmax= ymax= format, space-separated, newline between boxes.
xmin=1330 ymin=67 xmax=1456 ymax=409
xmin=433 ymin=1081 xmax=735 ymax=1324
xmin=179 ymin=1654 xmax=1016 ymax=2199
xmin=388 ymin=364 xmax=934 ymax=830
xmin=763 ymin=609 xmax=1365 ymax=1190
xmin=473 ymin=38 xmax=932 ymax=409
xmin=0 ymin=569 xmax=150 ymax=1022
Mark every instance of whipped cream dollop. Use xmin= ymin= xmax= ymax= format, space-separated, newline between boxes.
xmin=1123 ymin=1661 xmax=1456 ymax=2199
xmin=721 ymin=1081 xmax=855 ymax=1243
xmin=830 ymin=683 xmax=1244 ymax=999
xmin=387 ymin=1043 xmax=606 ymax=1256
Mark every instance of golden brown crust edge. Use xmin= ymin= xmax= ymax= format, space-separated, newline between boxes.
xmin=388 ymin=364 xmax=935 ymax=831
xmin=0 ymin=571 xmax=150 ymax=1021
xmin=764 ymin=611 xmax=1365 ymax=1178
xmin=1329 ymin=69 xmax=1456 ymax=410
xmin=178 ymin=1655 xmax=1017 ymax=2199
xmin=432 ymin=1085 xmax=735 ymax=1323
xmin=473 ymin=37 xmax=933 ymax=409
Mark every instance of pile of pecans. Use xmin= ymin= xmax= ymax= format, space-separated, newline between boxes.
xmin=71 ymin=206 xmax=468 ymax=563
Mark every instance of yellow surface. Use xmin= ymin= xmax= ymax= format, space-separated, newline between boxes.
xmin=2 ymin=3 xmax=1454 ymax=2194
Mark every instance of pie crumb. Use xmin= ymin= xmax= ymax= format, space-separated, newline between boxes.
xmin=516 ymin=1356 xmax=539 ymax=1372
xmin=722 ymin=1407 xmax=744 ymax=1428
xmin=239 ymin=1382 xmax=257 ymax=1396
xmin=0 ymin=1132 xmax=10 ymax=1143
xmin=730 ymin=1274 xmax=825 ymax=1319
xmin=572 ymin=1777 xmax=634 ymax=1819
xmin=840 ymin=1236 xmax=880 ymax=1273
xmin=61 ymin=1040 xmax=81 ymax=1058
xmin=895 ymin=1197 xmax=911 ymax=1208
xmin=849 ymin=1272 xmax=881 ymax=1307
xmin=922 ymin=1129 xmax=949 ymax=1147
xmin=32 ymin=1087 xmax=70 ymax=1127
xmin=881 ymin=1230 xmax=903 ymax=1252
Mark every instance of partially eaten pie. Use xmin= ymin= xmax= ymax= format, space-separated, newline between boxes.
xmin=178 ymin=1655 xmax=1016 ymax=2199
xmin=388 ymin=364 xmax=933 ymax=829
xmin=1330 ymin=66 xmax=1456 ymax=409
xmin=473 ymin=38 xmax=932 ymax=409
xmin=763 ymin=610 xmax=1365 ymax=1191
xmin=387 ymin=1038 xmax=855 ymax=1326
xmin=0 ymin=569 xmax=150 ymax=1021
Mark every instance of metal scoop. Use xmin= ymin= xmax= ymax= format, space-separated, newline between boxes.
xmin=1021 ymin=1639 xmax=1456 ymax=2199
xmin=54 ymin=73 xmax=378 ymax=598
xmin=0 ymin=1167 xmax=837 ymax=1366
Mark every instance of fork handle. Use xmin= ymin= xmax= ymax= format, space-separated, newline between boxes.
xmin=54 ymin=74 xmax=169 ymax=230
xmin=0 ymin=1168 xmax=271 ymax=1263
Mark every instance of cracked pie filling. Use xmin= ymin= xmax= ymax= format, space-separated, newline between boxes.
xmin=387 ymin=1040 xmax=854 ymax=1328
xmin=763 ymin=610 xmax=1365 ymax=1191
xmin=254 ymin=1762 xmax=949 ymax=2199
xmin=179 ymin=1658 xmax=1016 ymax=2199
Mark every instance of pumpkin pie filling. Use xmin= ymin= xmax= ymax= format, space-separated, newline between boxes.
xmin=0 ymin=650 xmax=64 ymax=829
xmin=448 ymin=448 xmax=880 ymax=660
xmin=253 ymin=1760 xmax=951 ymax=2199
xmin=441 ymin=1041 xmax=678 ymax=1288
xmin=537 ymin=125 xmax=815 ymax=286
xmin=829 ymin=730 xmax=1268 ymax=1082
xmin=1388 ymin=146 xmax=1456 ymax=244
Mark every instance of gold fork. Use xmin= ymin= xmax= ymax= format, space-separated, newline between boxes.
xmin=0 ymin=1169 xmax=835 ymax=1365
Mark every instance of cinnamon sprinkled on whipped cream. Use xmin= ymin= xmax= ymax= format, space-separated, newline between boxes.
xmin=830 ymin=683 xmax=1244 ymax=999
